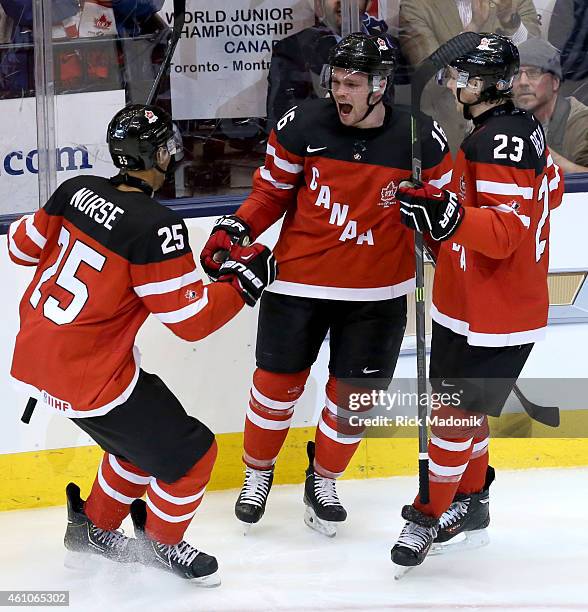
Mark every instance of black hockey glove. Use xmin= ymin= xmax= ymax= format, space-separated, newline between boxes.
xmin=219 ymin=243 xmax=278 ymax=307
xmin=397 ymin=180 xmax=464 ymax=241
xmin=200 ymin=215 xmax=251 ymax=281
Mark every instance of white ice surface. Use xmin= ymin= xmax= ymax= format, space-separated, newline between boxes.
xmin=1 ymin=468 xmax=587 ymax=612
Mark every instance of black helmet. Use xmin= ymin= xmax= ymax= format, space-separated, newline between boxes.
xmin=328 ymin=33 xmax=396 ymax=77
xmin=451 ymin=33 xmax=520 ymax=99
xmin=107 ymin=104 xmax=177 ymax=171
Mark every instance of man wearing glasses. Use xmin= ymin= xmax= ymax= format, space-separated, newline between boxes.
xmin=514 ymin=37 xmax=588 ymax=173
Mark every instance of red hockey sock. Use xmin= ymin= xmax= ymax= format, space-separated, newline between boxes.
xmin=314 ymin=377 xmax=366 ymax=478
xmin=145 ymin=440 xmax=218 ymax=545
xmin=85 ymin=452 xmax=151 ymax=530
xmin=243 ymin=368 xmax=309 ymax=470
xmin=458 ymin=419 xmax=490 ymax=495
xmin=413 ymin=404 xmax=487 ymax=518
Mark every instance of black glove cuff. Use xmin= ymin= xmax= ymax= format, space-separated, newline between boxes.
xmin=431 ymin=206 xmax=465 ymax=241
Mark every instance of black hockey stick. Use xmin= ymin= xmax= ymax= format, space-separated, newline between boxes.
xmin=512 ymin=384 xmax=559 ymax=427
xmin=410 ymin=32 xmax=481 ymax=504
xmin=21 ymin=397 xmax=37 ymax=424
xmin=146 ymin=0 xmax=186 ymax=105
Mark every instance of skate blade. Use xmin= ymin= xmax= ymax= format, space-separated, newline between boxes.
xmin=393 ymin=564 xmax=417 ymax=580
xmin=430 ymin=528 xmax=490 ymax=556
xmin=238 ymin=520 xmax=254 ymax=536
xmin=303 ymin=506 xmax=337 ymax=538
xmin=190 ymin=571 xmax=221 ymax=588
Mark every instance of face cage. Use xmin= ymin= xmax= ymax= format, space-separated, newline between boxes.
xmin=320 ymin=64 xmax=386 ymax=96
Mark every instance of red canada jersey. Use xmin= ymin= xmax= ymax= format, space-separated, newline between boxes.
xmin=9 ymin=176 xmax=243 ymax=417
xmin=432 ymin=103 xmax=564 ymax=347
xmin=238 ymin=99 xmax=453 ymax=301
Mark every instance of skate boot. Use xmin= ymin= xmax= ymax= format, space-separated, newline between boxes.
xmin=130 ymin=499 xmax=220 ymax=586
xmin=391 ymin=505 xmax=439 ymax=579
xmin=63 ymin=482 xmax=136 ymax=567
xmin=303 ymin=441 xmax=347 ymax=537
xmin=431 ymin=466 xmax=495 ymax=555
xmin=235 ymin=465 xmax=274 ymax=533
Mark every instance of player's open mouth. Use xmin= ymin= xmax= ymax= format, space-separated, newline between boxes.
xmin=339 ymin=103 xmax=353 ymax=116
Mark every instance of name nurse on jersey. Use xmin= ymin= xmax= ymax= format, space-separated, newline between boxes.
xmin=69 ymin=187 xmax=125 ymax=230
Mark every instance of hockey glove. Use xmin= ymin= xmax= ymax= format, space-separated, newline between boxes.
xmin=219 ymin=243 xmax=278 ymax=307
xmin=397 ymin=180 xmax=464 ymax=241
xmin=200 ymin=215 xmax=251 ymax=281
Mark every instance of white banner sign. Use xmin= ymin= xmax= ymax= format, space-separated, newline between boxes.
xmin=0 ymin=89 xmax=125 ymax=215
xmin=164 ymin=0 xmax=315 ymax=120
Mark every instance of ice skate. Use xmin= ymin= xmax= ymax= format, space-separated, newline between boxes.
xmin=235 ymin=465 xmax=274 ymax=533
xmin=430 ymin=467 xmax=494 ymax=556
xmin=303 ymin=441 xmax=347 ymax=537
xmin=391 ymin=505 xmax=438 ymax=579
xmin=130 ymin=499 xmax=220 ymax=586
xmin=63 ymin=482 xmax=136 ymax=569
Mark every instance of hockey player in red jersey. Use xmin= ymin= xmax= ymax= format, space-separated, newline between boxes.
xmin=200 ymin=33 xmax=453 ymax=536
xmin=390 ymin=34 xmax=564 ymax=572
xmin=8 ymin=105 xmax=277 ymax=584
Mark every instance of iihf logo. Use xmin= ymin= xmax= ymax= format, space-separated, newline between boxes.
xmin=145 ymin=110 xmax=158 ymax=124
xmin=185 ymin=289 xmax=197 ymax=301
xmin=379 ymin=180 xmax=398 ymax=208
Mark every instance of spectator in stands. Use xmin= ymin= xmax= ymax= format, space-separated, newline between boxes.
xmin=399 ymin=0 xmax=540 ymax=66
xmin=111 ymin=0 xmax=165 ymax=38
xmin=0 ymin=4 xmax=13 ymax=43
xmin=549 ymin=0 xmax=588 ymax=106
xmin=0 ymin=0 xmax=80 ymax=97
xmin=399 ymin=0 xmax=541 ymax=152
xmin=266 ymin=0 xmax=393 ymax=130
xmin=514 ymin=37 xmax=588 ymax=173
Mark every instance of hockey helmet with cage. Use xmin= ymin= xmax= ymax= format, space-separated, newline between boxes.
xmin=107 ymin=104 xmax=181 ymax=172
xmin=449 ymin=33 xmax=520 ymax=102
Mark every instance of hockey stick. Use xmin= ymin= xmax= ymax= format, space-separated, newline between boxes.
xmin=146 ymin=0 xmax=186 ymax=105
xmin=512 ymin=384 xmax=559 ymax=427
xmin=21 ymin=397 xmax=37 ymax=424
xmin=410 ymin=32 xmax=481 ymax=504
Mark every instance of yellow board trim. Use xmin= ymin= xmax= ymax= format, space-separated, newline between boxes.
xmin=1 ymin=412 xmax=587 ymax=512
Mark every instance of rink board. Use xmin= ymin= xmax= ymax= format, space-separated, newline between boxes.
xmin=1 ymin=193 xmax=588 ymax=511
xmin=2 ymin=417 xmax=588 ymax=511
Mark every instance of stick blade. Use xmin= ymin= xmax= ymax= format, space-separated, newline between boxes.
xmin=429 ymin=32 xmax=481 ymax=69
xmin=512 ymin=385 xmax=560 ymax=428
xmin=411 ymin=32 xmax=481 ymax=97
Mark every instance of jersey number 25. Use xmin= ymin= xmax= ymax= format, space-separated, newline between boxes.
xmin=29 ymin=226 xmax=105 ymax=325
